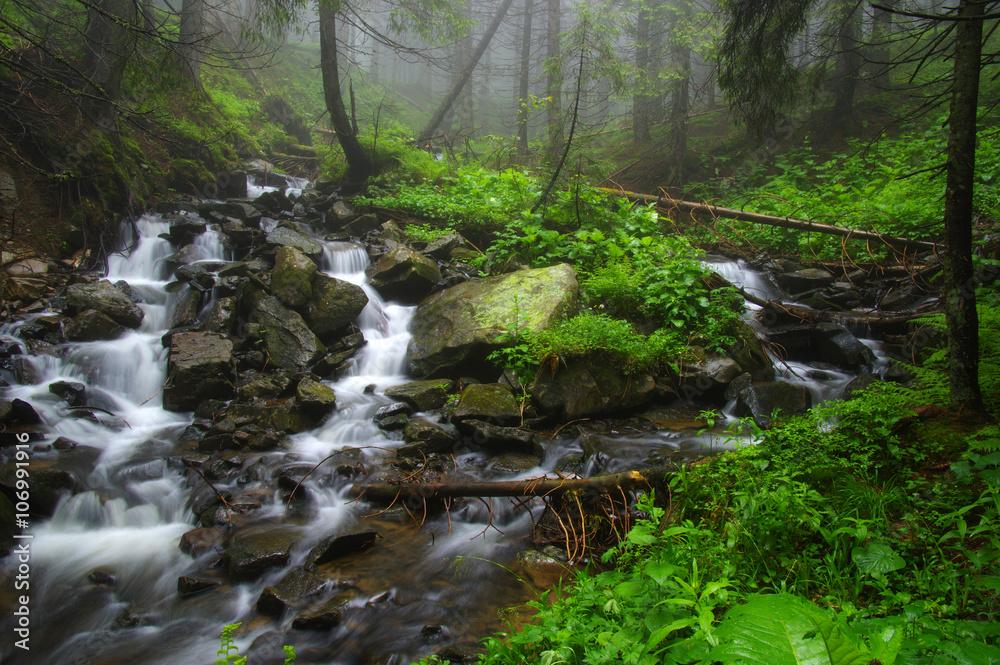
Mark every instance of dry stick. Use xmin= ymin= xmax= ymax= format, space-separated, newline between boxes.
xmin=286 ymin=445 xmax=395 ymax=509
xmin=601 ymin=188 xmax=941 ymax=253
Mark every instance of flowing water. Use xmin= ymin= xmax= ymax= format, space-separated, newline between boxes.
xmin=1 ymin=212 xmax=886 ymax=664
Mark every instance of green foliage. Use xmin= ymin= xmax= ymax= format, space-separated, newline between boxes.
xmin=910 ymin=302 xmax=1000 ymax=415
xmin=216 ymin=624 xmax=294 ymax=665
xmin=699 ymin=121 xmax=1000 ymax=258
xmin=216 ymin=624 xmax=247 ymax=665
xmin=482 ymin=386 xmax=1000 ymax=665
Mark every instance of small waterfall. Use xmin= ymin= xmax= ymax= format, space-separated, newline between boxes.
xmin=704 ymin=256 xmax=780 ymax=305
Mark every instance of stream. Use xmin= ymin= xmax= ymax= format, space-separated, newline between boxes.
xmin=1 ymin=188 xmax=889 ymax=665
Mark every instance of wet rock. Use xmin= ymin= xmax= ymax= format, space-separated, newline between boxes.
xmin=48 ymin=381 xmax=87 ymax=406
xmin=177 ymin=576 xmax=220 ymax=596
xmin=3 ymin=275 xmax=48 ymax=303
xmin=674 ymin=349 xmax=744 ymax=394
xmin=226 ymin=529 xmax=299 ymax=581
xmin=164 ymin=332 xmax=236 ymax=412
xmin=726 ymin=373 xmax=812 ymax=429
xmin=265 ymin=226 xmax=322 ymax=261
xmin=168 ymin=219 xmax=206 ymax=244
xmin=291 ymin=595 xmax=347 ymax=631
xmin=226 ymin=403 xmax=312 ymax=434
xmin=399 ymin=417 xmax=458 ymax=456
xmin=0 ymin=466 xmax=73 ymax=516
xmin=169 ymin=286 xmax=203 ymax=328
xmin=255 ymin=189 xmax=293 ymax=213
xmin=257 ymin=567 xmax=327 ymax=617
xmin=373 ymin=402 xmax=411 ymax=430
xmin=245 ymin=288 xmax=325 ymax=369
xmin=0 ymin=494 xmax=15 ymax=556
xmin=341 ymin=212 xmax=381 ymax=237
xmin=408 ymin=264 xmax=578 ymax=378
xmin=531 ymin=358 xmax=655 ymax=421
xmin=174 ymin=263 xmax=216 ymax=291
xmin=306 ymin=274 xmax=369 ymax=337
xmin=87 ymin=569 xmax=117 ymax=586
xmin=295 ymin=378 xmax=337 ymax=416
xmin=306 ymin=531 xmax=379 ymax=569
xmin=111 ymin=603 xmax=158 ymax=630
xmin=423 ymin=233 xmax=470 ymax=261
xmin=66 ymin=280 xmax=144 ymax=328
xmin=327 ymin=200 xmax=355 ymax=226
xmin=52 ymin=437 xmax=78 ymax=450
xmin=383 ymin=379 xmax=456 ymax=411
xmin=775 ymin=268 xmax=836 ymax=295
xmin=814 ymin=322 xmax=875 ymax=369
xmin=489 ymin=452 xmax=542 ymax=476
xmin=842 ymin=372 xmax=884 ymax=400
xmin=203 ymin=296 xmax=237 ymax=335
xmin=366 ymin=246 xmax=441 ymax=303
xmin=240 ymin=373 xmax=294 ymax=400
xmin=457 ymin=419 xmax=536 ymax=452
xmin=271 ymin=246 xmax=317 ymax=308
xmin=12 ymin=357 xmax=41 ymax=385
xmin=451 ymin=383 xmax=521 ymax=426
xmin=9 ymin=399 xmax=41 ymax=425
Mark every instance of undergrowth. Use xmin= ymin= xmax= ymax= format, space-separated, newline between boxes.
xmin=473 ymin=380 xmax=1000 ymax=665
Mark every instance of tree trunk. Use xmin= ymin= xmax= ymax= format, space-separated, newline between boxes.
xmin=545 ymin=0 xmax=563 ymax=160
xmin=516 ymin=0 xmax=534 ymax=155
xmin=941 ymin=0 xmax=984 ymax=410
xmin=82 ymin=0 xmax=138 ymax=109
xmin=633 ymin=8 xmax=651 ymax=142
xmin=831 ymin=1 xmax=862 ymax=121
xmin=178 ymin=0 xmax=205 ymax=87
xmin=319 ymin=1 xmax=373 ymax=183
xmin=419 ymin=0 xmax=517 ymax=143
xmin=665 ymin=2 xmax=692 ymax=187
xmin=599 ymin=188 xmax=941 ymax=253
xmin=870 ymin=0 xmax=895 ymax=89
xmin=456 ymin=0 xmax=475 ymax=134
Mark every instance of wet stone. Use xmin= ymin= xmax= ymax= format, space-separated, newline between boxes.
xmin=178 ymin=576 xmax=220 ymax=596
xmin=226 ymin=530 xmax=299 ymax=582
xmin=256 ymin=567 xmax=327 ymax=617
xmin=306 ymin=531 xmax=379 ymax=569
xmin=291 ymin=592 xmax=355 ymax=631
xmin=383 ymin=379 xmax=456 ymax=411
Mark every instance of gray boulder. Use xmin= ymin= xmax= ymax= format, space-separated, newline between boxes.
xmin=306 ymin=274 xmax=368 ymax=337
xmin=246 ymin=289 xmax=325 ymax=369
xmin=164 ymin=332 xmax=236 ymax=411
xmin=400 ymin=417 xmax=458 ymax=456
xmin=265 ymin=226 xmax=322 ymax=261
xmin=451 ymin=383 xmax=521 ymax=426
xmin=66 ymin=280 xmax=144 ymax=328
xmin=726 ymin=373 xmax=812 ymax=429
xmin=531 ymin=357 xmax=656 ymax=421
xmin=383 ymin=379 xmax=456 ymax=411
xmin=67 ymin=310 xmax=127 ymax=341
xmin=271 ymin=246 xmax=317 ymax=308
xmin=814 ymin=322 xmax=875 ymax=369
xmin=366 ymin=246 xmax=441 ymax=303
xmin=408 ymin=264 xmax=579 ymax=378
xmin=775 ymin=268 xmax=836 ymax=295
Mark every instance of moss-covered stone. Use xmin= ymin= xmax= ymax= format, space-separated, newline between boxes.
xmin=451 ymin=383 xmax=521 ymax=426
xmin=271 ymin=246 xmax=317 ymax=308
xmin=407 ymin=264 xmax=579 ymax=378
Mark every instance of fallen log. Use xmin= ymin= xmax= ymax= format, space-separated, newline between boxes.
xmin=738 ymin=287 xmax=930 ymax=329
xmin=346 ymin=468 xmax=664 ymax=502
xmin=599 ymin=188 xmax=941 ymax=254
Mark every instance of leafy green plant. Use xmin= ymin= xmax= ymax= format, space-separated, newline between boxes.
xmin=216 ymin=623 xmax=247 ymax=665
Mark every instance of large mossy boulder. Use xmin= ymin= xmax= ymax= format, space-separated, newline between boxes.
xmin=531 ymin=356 xmax=656 ymax=421
xmin=407 ymin=264 xmax=579 ymax=378
xmin=66 ymin=280 xmax=144 ymax=328
xmin=451 ymin=383 xmax=522 ymax=426
xmin=164 ymin=332 xmax=236 ymax=412
xmin=307 ymin=274 xmax=368 ymax=337
xmin=366 ymin=246 xmax=442 ymax=303
xmin=271 ymin=246 xmax=317 ymax=308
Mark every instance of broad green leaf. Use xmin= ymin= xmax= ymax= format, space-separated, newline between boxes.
xmin=709 ymin=593 xmax=872 ymax=665
xmin=852 ymin=543 xmax=905 ymax=575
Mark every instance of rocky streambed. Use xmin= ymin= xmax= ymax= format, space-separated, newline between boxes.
xmin=0 ymin=174 xmax=934 ymax=664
